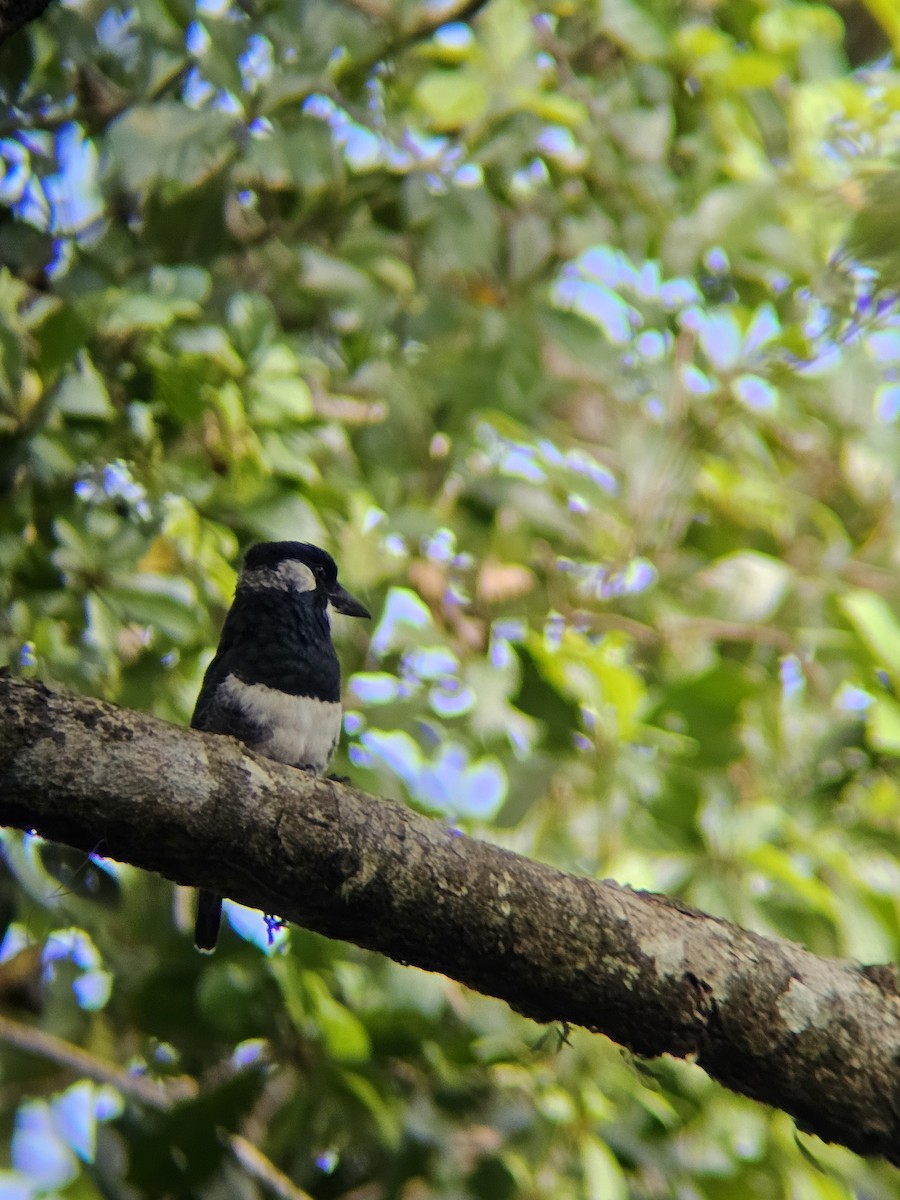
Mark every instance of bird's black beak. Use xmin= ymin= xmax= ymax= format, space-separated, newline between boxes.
xmin=328 ymin=582 xmax=370 ymax=619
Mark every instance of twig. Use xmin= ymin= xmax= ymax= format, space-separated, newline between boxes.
xmin=335 ymin=0 xmax=494 ymax=82
xmin=0 ymin=1008 xmax=304 ymax=1197
xmin=230 ymin=1135 xmax=316 ymax=1200
xmin=0 ymin=1011 xmax=193 ymax=1110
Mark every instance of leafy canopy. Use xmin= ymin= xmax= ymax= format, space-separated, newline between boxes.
xmin=2 ymin=0 xmax=900 ymax=1196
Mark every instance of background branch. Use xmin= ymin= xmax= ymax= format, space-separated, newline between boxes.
xmin=1 ymin=675 xmax=899 ymax=1167
xmin=0 ymin=1011 xmax=313 ymax=1199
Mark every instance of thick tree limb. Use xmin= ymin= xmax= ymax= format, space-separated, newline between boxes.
xmin=1 ymin=676 xmax=899 ymax=1166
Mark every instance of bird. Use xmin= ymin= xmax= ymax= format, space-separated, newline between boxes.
xmin=190 ymin=540 xmax=370 ymax=952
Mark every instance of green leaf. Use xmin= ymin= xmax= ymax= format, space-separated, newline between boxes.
xmin=838 ymin=590 xmax=900 ymax=688
xmin=103 ymin=292 xmax=202 ymax=335
xmin=581 ymin=1139 xmax=628 ymax=1200
xmin=413 ymin=70 xmax=490 ymax=130
xmin=512 ymin=642 xmax=581 ymax=752
xmin=247 ymin=345 xmax=313 ymax=424
xmin=302 ymin=971 xmax=371 ymax=1064
xmin=242 ymin=493 xmax=329 ymax=543
xmin=33 ymin=303 xmax=89 ymax=377
xmin=0 ymin=317 xmax=24 ymax=403
xmin=53 ymin=355 xmax=114 ymax=420
xmin=340 ymin=1069 xmax=403 ymax=1148
xmin=258 ymin=72 xmax=322 ymax=116
xmin=150 ymin=264 xmax=212 ymax=305
xmin=172 ymin=326 xmax=244 ymax=375
xmin=699 ymin=550 xmax=791 ymax=621
xmin=227 ymin=293 xmax=277 ymax=358
xmin=107 ymin=104 xmax=235 ymax=194
xmin=719 ymin=53 xmax=785 ymax=90
xmin=514 ymin=89 xmax=589 ymax=127
xmin=867 ymin=695 xmax=900 ymax=755
xmin=600 ymin=0 xmax=670 ymax=60
xmin=753 ymin=5 xmax=843 ymax=53
xmin=745 ymin=844 xmax=837 ymax=917
xmin=151 ymin=355 xmax=215 ymax=422
xmin=698 ymin=458 xmax=795 ymax=539
xmin=282 ymin=119 xmax=343 ymax=189
xmin=249 ymin=373 xmax=313 ymax=424
xmin=656 ymin=662 xmax=754 ymax=767
xmin=103 ymin=574 xmax=202 ymax=641
xmin=300 ymin=248 xmax=375 ymax=300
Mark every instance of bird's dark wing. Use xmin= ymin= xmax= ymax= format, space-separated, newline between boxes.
xmin=190 ymin=650 xmax=267 ymax=745
xmin=191 ymin=649 xmax=258 ymax=955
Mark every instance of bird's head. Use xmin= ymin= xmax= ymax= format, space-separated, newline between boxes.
xmin=238 ymin=541 xmax=370 ymax=619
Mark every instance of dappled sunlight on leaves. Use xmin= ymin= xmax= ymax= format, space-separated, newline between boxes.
xmin=3 ymin=0 xmax=900 ymax=1193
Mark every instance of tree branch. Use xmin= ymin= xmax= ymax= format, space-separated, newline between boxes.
xmin=1 ymin=675 xmax=899 ymax=1167
xmin=0 ymin=1011 xmax=314 ymax=1199
xmin=0 ymin=1011 xmax=191 ymax=1110
xmin=333 ymin=0 xmax=493 ymax=86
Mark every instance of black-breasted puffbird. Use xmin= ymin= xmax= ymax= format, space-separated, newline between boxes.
xmin=191 ymin=540 xmax=370 ymax=952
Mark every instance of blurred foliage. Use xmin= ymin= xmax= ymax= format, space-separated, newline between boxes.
xmin=2 ymin=0 xmax=900 ymax=1196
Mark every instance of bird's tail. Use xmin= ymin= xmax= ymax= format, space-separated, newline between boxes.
xmin=194 ymin=889 xmax=223 ymax=953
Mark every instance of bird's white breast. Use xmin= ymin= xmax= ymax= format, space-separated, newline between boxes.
xmin=221 ymin=675 xmax=342 ymax=772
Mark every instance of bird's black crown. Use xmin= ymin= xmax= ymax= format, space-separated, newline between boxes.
xmin=243 ymin=541 xmax=338 ymax=583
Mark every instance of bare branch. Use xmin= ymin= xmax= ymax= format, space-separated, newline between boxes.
xmin=1 ymin=675 xmax=900 ymax=1167
xmin=0 ymin=1008 xmax=313 ymax=1199
xmin=333 ymin=0 xmax=493 ymax=84
xmin=0 ymin=1011 xmax=191 ymax=1109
